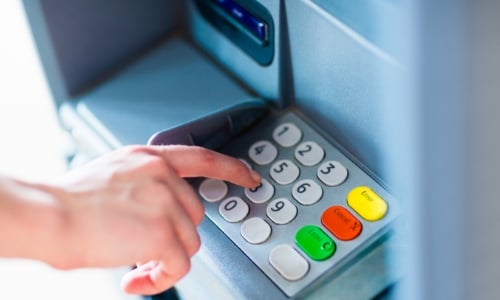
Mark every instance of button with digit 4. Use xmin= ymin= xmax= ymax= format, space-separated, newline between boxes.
xmin=248 ymin=140 xmax=278 ymax=165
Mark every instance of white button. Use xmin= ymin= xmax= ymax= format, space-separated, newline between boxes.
xmin=269 ymin=245 xmax=309 ymax=281
xmin=294 ymin=141 xmax=325 ymax=166
xmin=248 ymin=140 xmax=278 ymax=165
xmin=244 ymin=178 xmax=274 ymax=204
xmin=219 ymin=197 xmax=249 ymax=223
xmin=199 ymin=179 xmax=228 ymax=203
xmin=273 ymin=123 xmax=302 ymax=147
xmin=270 ymin=159 xmax=300 ymax=185
xmin=317 ymin=160 xmax=348 ymax=186
xmin=292 ymin=179 xmax=323 ymax=205
xmin=241 ymin=217 xmax=272 ymax=244
xmin=266 ymin=198 xmax=297 ymax=225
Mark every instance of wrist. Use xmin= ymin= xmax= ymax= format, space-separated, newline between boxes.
xmin=0 ymin=178 xmax=71 ymax=268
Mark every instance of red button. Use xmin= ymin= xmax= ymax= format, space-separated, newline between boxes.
xmin=321 ymin=206 xmax=362 ymax=241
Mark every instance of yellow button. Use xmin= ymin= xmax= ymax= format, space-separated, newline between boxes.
xmin=347 ymin=186 xmax=387 ymax=221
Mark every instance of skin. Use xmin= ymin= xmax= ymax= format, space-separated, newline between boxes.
xmin=0 ymin=145 xmax=261 ymax=295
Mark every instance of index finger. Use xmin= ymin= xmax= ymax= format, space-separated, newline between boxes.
xmin=145 ymin=145 xmax=261 ymax=188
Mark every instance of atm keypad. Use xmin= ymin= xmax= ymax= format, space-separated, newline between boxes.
xmin=197 ymin=112 xmax=397 ymax=297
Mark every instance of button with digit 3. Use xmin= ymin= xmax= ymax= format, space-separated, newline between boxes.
xmin=317 ymin=160 xmax=348 ymax=186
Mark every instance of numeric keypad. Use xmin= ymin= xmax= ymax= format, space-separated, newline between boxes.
xmin=194 ymin=112 xmax=395 ymax=298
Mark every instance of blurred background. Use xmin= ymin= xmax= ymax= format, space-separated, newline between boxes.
xmin=0 ymin=2 xmax=135 ymax=299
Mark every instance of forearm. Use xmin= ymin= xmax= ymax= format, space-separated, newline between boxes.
xmin=0 ymin=176 xmax=68 ymax=267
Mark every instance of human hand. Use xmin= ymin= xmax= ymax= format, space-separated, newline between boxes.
xmin=44 ymin=145 xmax=261 ymax=295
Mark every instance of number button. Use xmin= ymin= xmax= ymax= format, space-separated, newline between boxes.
xmin=248 ymin=140 xmax=278 ymax=165
xmin=244 ymin=178 xmax=275 ymax=204
xmin=273 ymin=123 xmax=302 ymax=147
xmin=269 ymin=245 xmax=309 ymax=281
xmin=219 ymin=197 xmax=249 ymax=223
xmin=199 ymin=179 xmax=228 ymax=203
xmin=294 ymin=141 xmax=325 ymax=166
xmin=266 ymin=198 xmax=297 ymax=225
xmin=292 ymin=179 xmax=323 ymax=205
xmin=240 ymin=217 xmax=272 ymax=244
xmin=317 ymin=160 xmax=348 ymax=186
xmin=270 ymin=159 xmax=300 ymax=185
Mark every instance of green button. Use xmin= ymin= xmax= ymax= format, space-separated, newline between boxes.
xmin=295 ymin=225 xmax=335 ymax=261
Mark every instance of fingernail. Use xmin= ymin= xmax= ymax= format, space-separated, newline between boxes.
xmin=250 ymin=170 xmax=261 ymax=183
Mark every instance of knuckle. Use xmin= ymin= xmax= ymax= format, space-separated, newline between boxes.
xmin=146 ymin=156 xmax=169 ymax=172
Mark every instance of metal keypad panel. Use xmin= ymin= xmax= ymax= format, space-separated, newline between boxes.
xmin=197 ymin=111 xmax=398 ymax=298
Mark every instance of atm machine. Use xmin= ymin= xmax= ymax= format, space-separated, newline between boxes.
xmin=23 ymin=0 xmax=411 ymax=299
